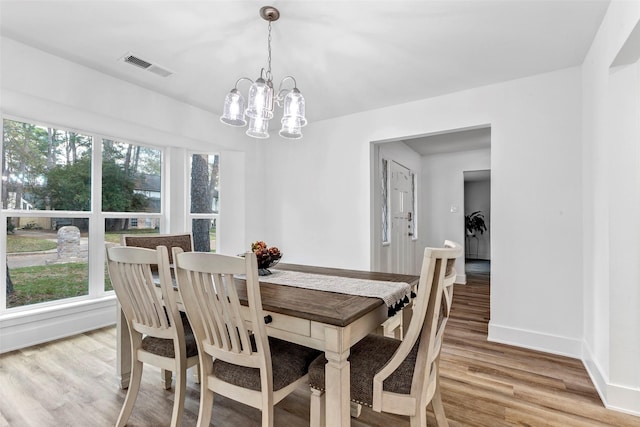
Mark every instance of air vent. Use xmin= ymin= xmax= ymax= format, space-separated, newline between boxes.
xmin=123 ymin=54 xmax=152 ymax=69
xmin=120 ymin=52 xmax=174 ymax=78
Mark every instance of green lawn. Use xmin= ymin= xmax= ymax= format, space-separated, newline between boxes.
xmin=5 ymin=228 xmax=216 ymax=307
xmin=7 ymin=235 xmax=57 ymax=253
xmin=8 ymin=263 xmax=89 ymax=307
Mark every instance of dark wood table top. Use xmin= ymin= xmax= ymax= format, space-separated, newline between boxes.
xmin=234 ymin=263 xmax=420 ymax=327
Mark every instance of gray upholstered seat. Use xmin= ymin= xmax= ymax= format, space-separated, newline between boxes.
xmin=141 ymin=316 xmax=199 ymax=359
xmin=213 ymin=336 xmax=320 ymax=392
xmin=309 ymin=335 xmax=418 ymax=407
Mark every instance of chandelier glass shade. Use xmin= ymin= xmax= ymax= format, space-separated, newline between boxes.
xmin=220 ymin=89 xmax=246 ymax=127
xmin=220 ymin=6 xmax=307 ymax=139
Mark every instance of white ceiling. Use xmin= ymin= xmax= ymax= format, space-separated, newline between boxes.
xmin=0 ymin=0 xmax=609 ymax=126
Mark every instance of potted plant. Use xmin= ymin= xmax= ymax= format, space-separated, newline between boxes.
xmin=465 ymin=211 xmax=487 ymax=237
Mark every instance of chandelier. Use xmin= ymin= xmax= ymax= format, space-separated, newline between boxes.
xmin=220 ymin=6 xmax=307 ymax=139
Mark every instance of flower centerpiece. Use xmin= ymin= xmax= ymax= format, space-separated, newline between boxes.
xmin=250 ymin=241 xmax=282 ymax=275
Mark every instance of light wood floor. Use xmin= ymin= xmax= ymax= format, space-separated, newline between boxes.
xmin=1 ymin=271 xmax=639 ymax=427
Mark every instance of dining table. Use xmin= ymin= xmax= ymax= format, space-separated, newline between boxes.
xmin=116 ymin=262 xmax=420 ymax=427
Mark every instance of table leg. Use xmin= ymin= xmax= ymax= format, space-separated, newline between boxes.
xmin=323 ymin=328 xmax=351 ymax=427
xmin=116 ymin=304 xmax=131 ymax=389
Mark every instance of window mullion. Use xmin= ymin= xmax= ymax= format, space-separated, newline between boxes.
xmin=88 ymin=135 xmax=104 ymax=298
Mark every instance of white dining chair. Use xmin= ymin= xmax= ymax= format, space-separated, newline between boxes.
xmin=121 ymin=232 xmax=199 ymax=387
xmin=308 ymin=241 xmax=462 ymax=427
xmin=106 ymin=244 xmax=199 ymax=427
xmin=172 ymin=248 xmax=322 ymax=427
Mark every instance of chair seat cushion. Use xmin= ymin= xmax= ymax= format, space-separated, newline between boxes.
xmin=308 ymin=334 xmax=417 ymax=407
xmin=141 ymin=315 xmax=198 ymax=358
xmin=212 ymin=337 xmax=321 ymax=392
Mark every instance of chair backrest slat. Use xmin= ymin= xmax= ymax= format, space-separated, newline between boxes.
xmin=192 ymin=270 xmax=225 ymax=349
xmin=123 ymin=263 xmax=153 ymax=326
xmin=130 ymin=262 xmax=166 ymax=328
xmin=217 ymin=272 xmax=253 ymax=354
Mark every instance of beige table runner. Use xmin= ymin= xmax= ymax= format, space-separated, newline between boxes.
xmin=262 ymin=269 xmax=412 ymax=316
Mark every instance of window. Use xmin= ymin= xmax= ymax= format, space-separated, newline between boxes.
xmin=1 ymin=118 xmax=166 ymax=310
xmin=102 ymin=139 xmax=163 ymax=291
xmin=189 ymin=153 xmax=219 ymax=253
xmin=381 ymin=158 xmax=389 ymax=244
xmin=2 ymin=118 xmax=93 ymax=309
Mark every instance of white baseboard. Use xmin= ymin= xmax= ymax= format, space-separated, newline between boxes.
xmin=583 ymin=342 xmax=640 ymax=417
xmin=488 ymin=321 xmax=582 ymax=358
xmin=455 ymin=273 xmax=467 ymax=284
xmin=0 ymin=296 xmax=118 ymax=353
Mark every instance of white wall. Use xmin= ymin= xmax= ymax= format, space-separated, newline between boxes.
xmin=262 ymin=67 xmax=584 ymax=361
xmin=582 ymin=1 xmax=640 ymax=414
xmin=464 ymin=177 xmax=491 ymax=260
xmin=421 ymin=149 xmax=490 ymax=283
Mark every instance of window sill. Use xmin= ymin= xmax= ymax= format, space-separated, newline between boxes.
xmin=0 ymin=295 xmax=118 ymax=353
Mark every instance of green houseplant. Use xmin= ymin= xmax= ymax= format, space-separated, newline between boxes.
xmin=465 ymin=211 xmax=487 ymax=236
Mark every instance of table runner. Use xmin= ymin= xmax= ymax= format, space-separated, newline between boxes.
xmin=262 ymin=269 xmax=413 ymax=316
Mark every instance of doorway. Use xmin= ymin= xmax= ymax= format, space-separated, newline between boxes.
xmin=463 ymin=170 xmax=491 ymax=279
xmin=370 ymin=125 xmax=491 ymax=281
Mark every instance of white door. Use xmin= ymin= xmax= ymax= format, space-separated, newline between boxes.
xmin=390 ymin=161 xmax=413 ymax=274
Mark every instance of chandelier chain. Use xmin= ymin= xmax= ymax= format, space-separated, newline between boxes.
xmin=266 ymin=20 xmax=273 ymax=82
